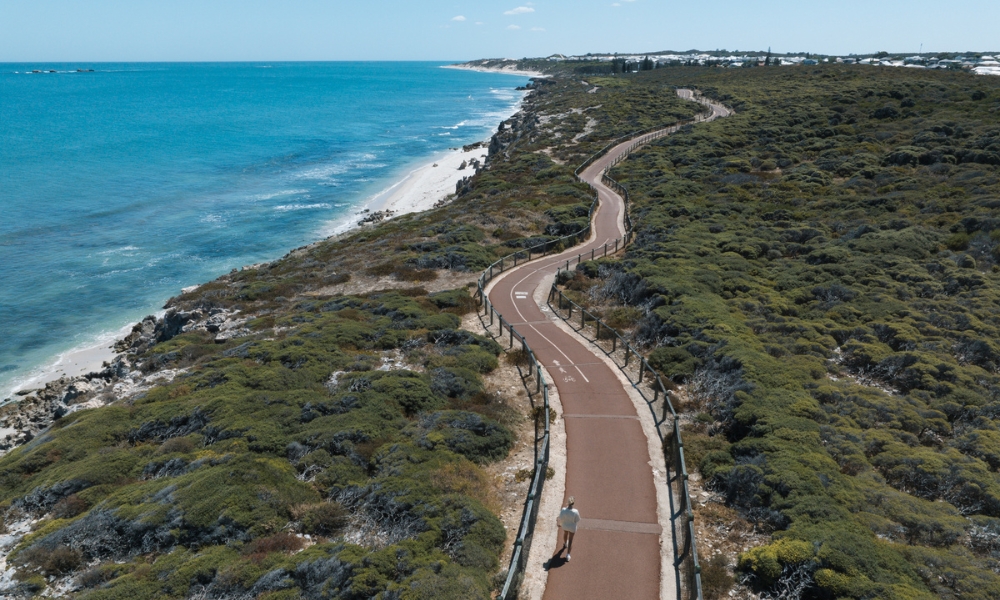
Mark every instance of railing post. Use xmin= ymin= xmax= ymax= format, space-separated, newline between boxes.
xmin=483 ymin=110 xmax=715 ymax=600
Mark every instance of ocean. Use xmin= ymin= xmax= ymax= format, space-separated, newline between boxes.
xmin=0 ymin=62 xmax=529 ymax=400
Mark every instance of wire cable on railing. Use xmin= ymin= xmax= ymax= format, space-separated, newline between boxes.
xmin=480 ymin=92 xmax=722 ymax=599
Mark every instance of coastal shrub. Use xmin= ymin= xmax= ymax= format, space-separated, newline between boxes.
xmin=408 ymin=411 xmax=514 ymax=463
xmin=574 ymin=62 xmax=1000 ymax=596
xmin=51 ymin=494 xmax=88 ymax=519
xmin=428 ymin=288 xmax=477 ymax=314
xmin=241 ymin=533 xmax=305 ymax=559
xmin=296 ymin=502 xmax=349 ymax=537
xmin=0 ymin=285 xmax=514 ymax=596
xmin=701 ymin=554 xmax=735 ymax=600
xmin=10 ymin=58 xmax=1000 ymax=598
xmin=648 ymin=346 xmax=700 ymax=381
xmin=429 ymin=367 xmax=483 ymax=400
xmin=18 ymin=544 xmax=82 ymax=576
xmin=368 ymin=371 xmax=444 ymax=416
xmin=504 ymin=347 xmax=532 ymax=367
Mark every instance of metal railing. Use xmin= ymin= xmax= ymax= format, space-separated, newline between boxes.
xmin=546 ymin=286 xmax=703 ymax=599
xmin=479 ymin=90 xmax=720 ymax=600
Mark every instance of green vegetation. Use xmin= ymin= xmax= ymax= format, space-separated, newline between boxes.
xmin=0 ymin=63 xmax=704 ymax=598
xmin=7 ymin=54 xmax=997 ymax=599
xmin=573 ymin=64 xmax=1000 ymax=597
xmin=0 ymin=290 xmax=516 ymax=598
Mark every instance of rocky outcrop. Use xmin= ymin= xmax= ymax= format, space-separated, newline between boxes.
xmin=486 ymin=106 xmax=540 ymax=163
xmin=0 ymin=377 xmax=110 ymax=453
xmin=0 ymin=306 xmax=250 ymax=457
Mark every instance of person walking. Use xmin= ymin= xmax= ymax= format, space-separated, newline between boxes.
xmin=557 ymin=496 xmax=581 ymax=561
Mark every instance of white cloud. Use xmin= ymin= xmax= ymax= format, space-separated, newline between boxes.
xmin=475 ymin=21 xmax=484 ymax=25
xmin=531 ymin=27 xmax=545 ymax=32
xmin=507 ymin=24 xmax=521 ymax=30
xmin=504 ymin=6 xmax=535 ymax=15
xmin=451 ymin=15 xmax=466 ymax=21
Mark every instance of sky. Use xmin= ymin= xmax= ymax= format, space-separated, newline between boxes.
xmin=1 ymin=0 xmax=998 ymax=62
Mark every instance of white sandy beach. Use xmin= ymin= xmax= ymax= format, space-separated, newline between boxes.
xmin=369 ymin=144 xmax=489 ymax=216
xmin=5 ymin=69 xmax=529 ymax=401
xmin=442 ymin=63 xmax=547 ymax=78
xmin=1 ymin=320 xmax=140 ymax=401
xmin=357 ymin=64 xmax=541 ymax=220
xmin=5 ymin=143 xmax=492 ymax=400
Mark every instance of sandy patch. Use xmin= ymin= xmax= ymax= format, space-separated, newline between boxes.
xmin=369 ymin=145 xmax=489 ymax=217
xmin=1 ymin=319 xmax=142 ymax=402
xmin=302 ymin=272 xmax=479 ymax=298
xmin=442 ymin=64 xmax=548 ymax=78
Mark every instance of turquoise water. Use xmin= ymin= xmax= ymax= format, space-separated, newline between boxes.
xmin=0 ymin=62 xmax=528 ymax=398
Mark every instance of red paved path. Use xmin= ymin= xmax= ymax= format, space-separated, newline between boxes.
xmin=486 ymin=91 xmax=728 ymax=599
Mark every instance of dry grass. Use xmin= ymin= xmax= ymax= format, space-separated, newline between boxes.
xmin=431 ymin=461 xmax=504 ymax=515
xmin=241 ymin=532 xmax=305 ymax=563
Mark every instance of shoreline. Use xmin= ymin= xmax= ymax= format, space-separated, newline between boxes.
xmin=0 ymin=320 xmax=140 ymax=404
xmin=3 ymin=80 xmax=529 ymax=404
xmin=442 ymin=63 xmax=548 ymax=78
xmin=367 ymin=143 xmax=489 ymax=216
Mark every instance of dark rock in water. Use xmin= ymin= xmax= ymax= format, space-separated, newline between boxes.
xmin=0 ymin=364 xmax=17 ymax=373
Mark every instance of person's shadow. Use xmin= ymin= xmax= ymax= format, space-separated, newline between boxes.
xmin=544 ymin=548 xmax=568 ymax=570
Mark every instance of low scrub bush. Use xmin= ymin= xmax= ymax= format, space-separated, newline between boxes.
xmin=301 ymin=503 xmax=348 ymax=538
xmin=588 ymin=63 xmax=1000 ymax=597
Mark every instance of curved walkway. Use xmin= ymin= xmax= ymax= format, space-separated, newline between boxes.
xmin=485 ymin=90 xmax=729 ymax=599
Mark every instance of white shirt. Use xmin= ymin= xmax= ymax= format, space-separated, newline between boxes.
xmin=557 ymin=507 xmax=581 ymax=532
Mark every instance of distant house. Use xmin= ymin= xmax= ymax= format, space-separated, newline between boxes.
xmin=802 ymin=59 xmax=818 ymax=65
